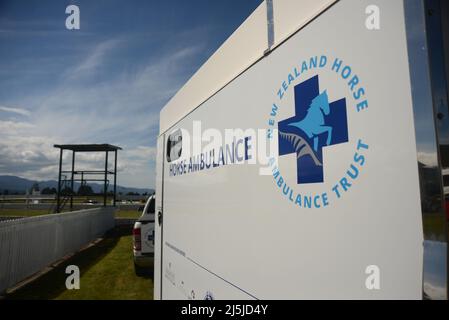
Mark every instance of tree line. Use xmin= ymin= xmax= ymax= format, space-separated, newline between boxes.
xmin=0 ymin=182 xmax=148 ymax=196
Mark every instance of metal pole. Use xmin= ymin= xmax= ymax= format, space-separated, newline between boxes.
xmin=70 ymin=151 xmax=75 ymax=211
xmin=104 ymin=151 xmax=108 ymax=207
xmin=265 ymin=0 xmax=274 ymax=53
xmin=114 ymin=150 xmax=117 ymax=207
xmin=56 ymin=148 xmax=63 ymax=213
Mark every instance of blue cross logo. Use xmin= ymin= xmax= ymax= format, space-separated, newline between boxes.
xmin=278 ymin=75 xmax=348 ymax=184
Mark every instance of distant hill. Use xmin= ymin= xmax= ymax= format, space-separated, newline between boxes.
xmin=0 ymin=175 xmax=154 ymax=195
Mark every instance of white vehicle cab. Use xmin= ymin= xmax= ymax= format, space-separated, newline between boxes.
xmin=133 ymin=194 xmax=155 ymax=276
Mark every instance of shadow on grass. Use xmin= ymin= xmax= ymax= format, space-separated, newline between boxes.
xmin=5 ymin=226 xmax=142 ymax=300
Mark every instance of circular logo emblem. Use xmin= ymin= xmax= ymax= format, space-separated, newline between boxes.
xmin=266 ymin=54 xmax=369 ymax=209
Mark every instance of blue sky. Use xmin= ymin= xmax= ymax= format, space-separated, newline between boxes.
xmin=0 ymin=0 xmax=263 ymax=188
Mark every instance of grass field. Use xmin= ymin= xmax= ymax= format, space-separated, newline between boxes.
xmin=0 ymin=209 xmax=52 ymax=217
xmin=115 ymin=209 xmax=141 ymax=218
xmin=6 ymin=228 xmax=153 ymax=300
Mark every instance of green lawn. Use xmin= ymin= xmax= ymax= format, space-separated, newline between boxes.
xmin=0 ymin=209 xmax=51 ymax=217
xmin=115 ymin=209 xmax=142 ymax=219
xmin=6 ymin=228 xmax=153 ymax=300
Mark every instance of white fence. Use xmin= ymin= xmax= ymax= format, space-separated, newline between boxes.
xmin=0 ymin=207 xmax=115 ymax=293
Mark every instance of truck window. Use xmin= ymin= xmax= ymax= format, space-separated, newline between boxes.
xmin=147 ymin=197 xmax=155 ymax=214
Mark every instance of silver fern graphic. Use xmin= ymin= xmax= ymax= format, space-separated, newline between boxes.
xmin=279 ymin=131 xmax=322 ymax=166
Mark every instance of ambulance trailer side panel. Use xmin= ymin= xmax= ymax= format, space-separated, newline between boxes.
xmin=155 ymin=0 xmax=449 ymax=299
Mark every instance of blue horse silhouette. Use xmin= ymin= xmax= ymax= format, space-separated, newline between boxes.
xmin=288 ymin=90 xmax=332 ymax=152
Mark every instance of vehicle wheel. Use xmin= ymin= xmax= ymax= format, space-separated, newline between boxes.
xmin=134 ymin=262 xmax=145 ymax=277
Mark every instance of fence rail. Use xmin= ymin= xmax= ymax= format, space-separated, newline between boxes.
xmin=0 ymin=203 xmax=141 ymax=211
xmin=0 ymin=207 xmax=115 ymax=293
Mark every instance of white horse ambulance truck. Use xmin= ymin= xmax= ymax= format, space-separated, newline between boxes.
xmin=154 ymin=0 xmax=449 ymax=299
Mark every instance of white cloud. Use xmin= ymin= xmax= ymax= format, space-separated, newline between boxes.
xmin=423 ymin=282 xmax=447 ymax=300
xmin=123 ymin=146 xmax=157 ymax=160
xmin=417 ymin=151 xmax=438 ymax=167
xmin=0 ymin=38 xmax=203 ymax=188
xmin=0 ymin=120 xmax=35 ymax=133
xmin=0 ymin=134 xmax=60 ymax=180
xmin=0 ymin=105 xmax=31 ymax=116
xmin=65 ymin=39 xmax=122 ymax=80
